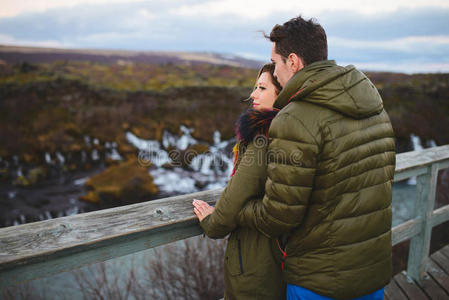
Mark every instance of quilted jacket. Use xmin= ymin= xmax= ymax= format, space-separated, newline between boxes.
xmin=200 ymin=109 xmax=284 ymax=300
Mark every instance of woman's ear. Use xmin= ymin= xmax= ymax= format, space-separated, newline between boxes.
xmin=287 ymin=53 xmax=305 ymax=73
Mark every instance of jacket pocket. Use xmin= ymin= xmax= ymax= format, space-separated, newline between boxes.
xmin=237 ymin=239 xmax=244 ymax=274
xmin=225 ymin=232 xmax=244 ymax=276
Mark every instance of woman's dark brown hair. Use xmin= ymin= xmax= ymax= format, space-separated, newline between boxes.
xmin=257 ymin=63 xmax=282 ymax=94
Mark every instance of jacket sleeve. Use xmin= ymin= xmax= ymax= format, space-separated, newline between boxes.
xmin=200 ymin=142 xmax=267 ymax=239
xmin=237 ymin=112 xmax=320 ymax=238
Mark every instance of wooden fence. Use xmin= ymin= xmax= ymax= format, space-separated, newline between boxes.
xmin=1 ymin=145 xmax=449 ymax=289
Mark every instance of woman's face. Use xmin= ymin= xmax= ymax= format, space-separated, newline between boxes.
xmin=250 ymin=72 xmax=278 ymax=111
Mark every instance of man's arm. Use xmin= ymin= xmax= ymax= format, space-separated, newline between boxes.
xmin=237 ymin=112 xmax=320 ymax=238
xmin=199 ymin=142 xmax=267 ymax=238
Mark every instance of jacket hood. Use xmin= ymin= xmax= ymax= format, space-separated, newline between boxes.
xmin=273 ymin=60 xmax=383 ymax=119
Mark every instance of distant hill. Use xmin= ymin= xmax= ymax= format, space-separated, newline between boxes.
xmin=0 ymin=45 xmax=264 ymax=69
xmin=1 ymin=45 xmax=448 ymax=158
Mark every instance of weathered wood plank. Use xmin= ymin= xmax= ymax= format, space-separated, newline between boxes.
xmin=1 ymin=220 xmax=201 ymax=288
xmin=395 ymin=145 xmax=449 ymax=174
xmin=407 ymin=164 xmax=438 ymax=281
xmin=392 ymin=219 xmax=421 ymax=246
xmin=430 ymin=205 xmax=449 ymax=228
xmin=0 ymin=188 xmax=221 ymax=265
xmin=431 ymin=251 xmax=449 ymax=275
xmin=439 ymin=159 xmax=449 ymax=171
xmin=417 ymin=272 xmax=449 ymax=299
xmin=394 ymin=166 xmax=428 ymax=182
xmin=0 ymin=188 xmax=222 ymax=288
xmin=387 ymin=246 xmax=449 ymax=300
xmin=384 ymin=277 xmax=408 ymax=300
xmin=440 ymin=245 xmax=449 ymax=259
xmin=394 ymin=271 xmax=429 ymax=299
xmin=427 ymin=259 xmax=449 ymax=294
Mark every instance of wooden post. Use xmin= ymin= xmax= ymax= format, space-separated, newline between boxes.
xmin=406 ymin=163 xmax=439 ymax=282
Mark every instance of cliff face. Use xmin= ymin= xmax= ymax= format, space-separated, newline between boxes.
xmin=0 ymin=78 xmax=249 ymax=157
xmin=0 ymin=61 xmax=254 ymax=226
xmin=1 ymin=61 xmax=448 ymax=187
xmin=0 ymin=61 xmax=253 ymax=183
xmin=368 ymin=72 xmax=449 ymax=152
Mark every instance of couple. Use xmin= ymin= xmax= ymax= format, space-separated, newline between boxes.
xmin=193 ymin=16 xmax=396 ymax=300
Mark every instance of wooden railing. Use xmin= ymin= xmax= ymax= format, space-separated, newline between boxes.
xmin=1 ymin=145 xmax=449 ymax=289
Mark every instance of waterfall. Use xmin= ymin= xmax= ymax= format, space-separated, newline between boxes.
xmin=126 ymin=126 xmax=236 ymax=195
xmin=427 ymin=139 xmax=437 ymax=148
xmin=45 ymin=152 xmax=52 ymax=164
xmin=126 ymin=131 xmax=171 ymax=167
xmin=107 ymin=147 xmax=122 ymax=161
xmin=410 ymin=133 xmax=424 ymax=151
xmin=407 ymin=133 xmax=424 ymax=185
xmin=56 ymin=152 xmax=65 ymax=164
xmin=91 ymin=149 xmax=100 ymax=161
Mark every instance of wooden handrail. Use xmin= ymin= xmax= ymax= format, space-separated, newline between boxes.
xmin=1 ymin=145 xmax=449 ymax=288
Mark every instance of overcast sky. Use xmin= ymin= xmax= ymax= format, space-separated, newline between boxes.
xmin=1 ymin=0 xmax=448 ymax=73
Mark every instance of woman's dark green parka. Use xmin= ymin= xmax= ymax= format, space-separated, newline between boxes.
xmin=200 ymin=109 xmax=285 ymax=300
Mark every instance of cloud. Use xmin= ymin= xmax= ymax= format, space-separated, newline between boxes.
xmin=329 ymin=35 xmax=449 ymax=56
xmin=0 ymin=0 xmax=146 ymax=18
xmin=236 ymin=52 xmax=269 ymax=61
xmin=321 ymin=8 xmax=449 ymax=40
xmin=121 ymin=9 xmax=158 ymax=30
xmin=170 ymin=0 xmax=449 ymax=18
xmin=341 ymin=61 xmax=449 ymax=73
xmin=0 ymin=34 xmax=74 ymax=48
xmin=0 ymin=1 xmax=448 ymax=72
xmin=3 ymin=0 xmax=449 ymax=20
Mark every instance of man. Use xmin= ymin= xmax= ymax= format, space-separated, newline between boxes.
xmin=236 ymin=16 xmax=396 ymax=299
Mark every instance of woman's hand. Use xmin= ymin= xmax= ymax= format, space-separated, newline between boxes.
xmin=192 ymin=199 xmax=215 ymax=222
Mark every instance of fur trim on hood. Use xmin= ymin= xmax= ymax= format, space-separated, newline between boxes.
xmin=235 ymin=108 xmax=279 ymax=145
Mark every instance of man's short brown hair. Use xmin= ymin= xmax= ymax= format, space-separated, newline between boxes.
xmin=266 ymin=16 xmax=328 ymax=66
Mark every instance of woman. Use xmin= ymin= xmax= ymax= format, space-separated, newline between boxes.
xmin=192 ymin=63 xmax=284 ymax=300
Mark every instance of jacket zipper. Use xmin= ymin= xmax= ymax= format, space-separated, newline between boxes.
xmin=277 ymin=239 xmax=287 ymax=270
xmin=237 ymin=239 xmax=244 ymax=274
